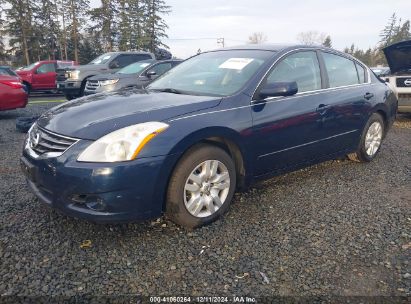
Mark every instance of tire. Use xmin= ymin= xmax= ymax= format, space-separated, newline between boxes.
xmin=64 ymin=94 xmax=76 ymax=101
xmin=24 ymin=83 xmax=31 ymax=95
xmin=347 ymin=113 xmax=385 ymax=162
xmin=166 ymin=144 xmax=237 ymax=228
xmin=16 ymin=116 xmax=39 ymax=133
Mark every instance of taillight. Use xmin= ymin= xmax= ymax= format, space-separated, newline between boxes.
xmin=0 ymin=80 xmax=24 ymax=89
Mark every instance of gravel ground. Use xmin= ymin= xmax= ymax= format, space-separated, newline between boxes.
xmin=0 ymin=103 xmax=410 ymax=300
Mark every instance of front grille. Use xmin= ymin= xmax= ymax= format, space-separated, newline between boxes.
xmin=85 ymin=80 xmax=99 ymax=91
xmin=56 ymin=69 xmax=68 ymax=82
xmin=398 ymin=93 xmax=411 ymax=99
xmin=395 ymin=77 xmax=411 ymax=88
xmin=28 ymin=125 xmax=78 ymax=156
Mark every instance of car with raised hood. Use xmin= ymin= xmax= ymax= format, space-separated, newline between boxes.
xmin=383 ymin=40 xmax=411 ymax=113
xmin=0 ymin=74 xmax=28 ymax=111
xmin=84 ymin=59 xmax=182 ymax=95
xmin=56 ymin=52 xmax=155 ymax=100
xmin=16 ymin=60 xmax=77 ymax=94
xmin=21 ymin=45 xmax=397 ymax=228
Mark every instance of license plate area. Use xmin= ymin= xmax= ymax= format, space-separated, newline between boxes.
xmin=20 ymin=157 xmax=37 ymax=182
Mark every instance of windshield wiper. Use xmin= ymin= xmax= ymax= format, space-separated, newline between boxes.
xmin=152 ymin=88 xmax=184 ymax=94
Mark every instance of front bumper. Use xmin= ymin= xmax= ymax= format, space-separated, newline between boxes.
xmin=57 ymin=81 xmax=82 ymax=95
xmin=21 ymin=140 xmax=180 ymax=223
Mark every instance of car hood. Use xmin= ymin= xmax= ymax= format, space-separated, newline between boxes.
xmin=36 ymin=88 xmax=222 ymax=140
xmin=89 ymin=73 xmax=135 ymax=81
xmin=383 ymin=40 xmax=411 ymax=74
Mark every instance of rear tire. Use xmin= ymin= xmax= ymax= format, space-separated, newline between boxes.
xmin=166 ymin=144 xmax=236 ymax=229
xmin=348 ymin=113 xmax=385 ymax=162
xmin=64 ymin=94 xmax=76 ymax=101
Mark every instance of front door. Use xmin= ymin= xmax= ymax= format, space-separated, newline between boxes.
xmin=32 ymin=63 xmax=56 ymax=90
xmin=251 ymin=50 xmax=328 ymax=175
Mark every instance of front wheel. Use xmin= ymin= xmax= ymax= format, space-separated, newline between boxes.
xmin=166 ymin=144 xmax=236 ymax=228
xmin=348 ymin=113 xmax=385 ymax=162
xmin=64 ymin=94 xmax=76 ymax=101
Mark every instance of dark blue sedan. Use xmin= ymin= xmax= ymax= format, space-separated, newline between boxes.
xmin=21 ymin=45 xmax=398 ymax=228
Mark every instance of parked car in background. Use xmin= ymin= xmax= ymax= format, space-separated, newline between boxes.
xmin=371 ymin=67 xmax=390 ymax=77
xmin=22 ymin=45 xmax=397 ymax=228
xmin=57 ymin=51 xmax=156 ymax=100
xmin=0 ymin=66 xmax=20 ymax=77
xmin=383 ymin=40 xmax=411 ymax=113
xmin=16 ymin=60 xmax=77 ymax=94
xmin=0 ymin=74 xmax=28 ymax=111
xmin=84 ymin=59 xmax=182 ymax=95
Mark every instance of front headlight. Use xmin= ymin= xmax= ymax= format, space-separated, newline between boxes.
xmin=100 ymin=79 xmax=119 ymax=86
xmin=77 ymin=122 xmax=169 ymax=162
xmin=69 ymin=70 xmax=80 ymax=80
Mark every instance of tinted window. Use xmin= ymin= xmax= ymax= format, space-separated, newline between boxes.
xmin=266 ymin=51 xmax=321 ymax=93
xmin=147 ymin=62 xmax=172 ymax=76
xmin=112 ymin=54 xmax=153 ymax=69
xmin=37 ymin=63 xmax=55 ymax=74
xmin=117 ymin=60 xmax=155 ymax=74
xmin=322 ymin=52 xmax=359 ymax=87
xmin=356 ymin=63 xmax=366 ymax=83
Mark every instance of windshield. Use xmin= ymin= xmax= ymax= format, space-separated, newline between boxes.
xmin=21 ymin=62 xmax=40 ymax=71
xmin=148 ymin=50 xmax=273 ymax=96
xmin=0 ymin=67 xmax=17 ymax=76
xmin=118 ymin=60 xmax=155 ymax=74
xmin=89 ymin=53 xmax=113 ymax=65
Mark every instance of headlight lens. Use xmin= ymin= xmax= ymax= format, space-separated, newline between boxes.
xmin=77 ymin=122 xmax=169 ymax=162
xmin=69 ymin=70 xmax=80 ymax=80
xmin=100 ymin=79 xmax=119 ymax=86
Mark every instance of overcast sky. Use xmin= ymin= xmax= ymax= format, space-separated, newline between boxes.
xmin=160 ymin=0 xmax=410 ymax=58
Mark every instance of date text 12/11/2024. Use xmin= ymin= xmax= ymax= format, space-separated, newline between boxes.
xmin=149 ymin=296 xmax=257 ymax=303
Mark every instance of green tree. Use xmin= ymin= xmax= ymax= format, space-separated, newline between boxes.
xmin=65 ymin=0 xmax=89 ymax=62
xmin=143 ymin=0 xmax=171 ymax=52
xmin=4 ymin=0 xmax=36 ymax=65
xmin=89 ymin=0 xmax=118 ymax=52
xmin=322 ymin=35 xmax=332 ymax=48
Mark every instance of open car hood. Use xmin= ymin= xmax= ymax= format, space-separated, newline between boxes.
xmin=383 ymin=40 xmax=411 ymax=74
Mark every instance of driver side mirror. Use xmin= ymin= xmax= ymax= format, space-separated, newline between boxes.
xmin=259 ymin=81 xmax=298 ymax=99
xmin=146 ymin=70 xmax=157 ymax=78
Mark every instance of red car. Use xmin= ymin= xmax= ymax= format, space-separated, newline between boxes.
xmin=0 ymin=75 xmax=28 ymax=111
xmin=16 ymin=60 xmax=77 ymax=94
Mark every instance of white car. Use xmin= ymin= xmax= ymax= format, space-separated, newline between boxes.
xmin=383 ymin=40 xmax=411 ymax=113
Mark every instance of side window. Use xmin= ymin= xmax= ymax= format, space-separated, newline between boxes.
xmin=112 ymin=54 xmax=153 ymax=69
xmin=36 ymin=63 xmax=55 ymax=74
xmin=148 ymin=63 xmax=172 ymax=76
xmin=355 ymin=63 xmax=366 ymax=83
xmin=132 ymin=54 xmax=152 ymax=61
xmin=266 ymin=51 xmax=321 ymax=93
xmin=322 ymin=52 xmax=359 ymax=87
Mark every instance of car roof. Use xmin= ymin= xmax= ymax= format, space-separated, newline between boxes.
xmin=217 ymin=44 xmax=318 ymax=52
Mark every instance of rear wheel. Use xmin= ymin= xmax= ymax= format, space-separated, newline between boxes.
xmin=348 ymin=113 xmax=384 ymax=162
xmin=64 ymin=94 xmax=76 ymax=101
xmin=166 ymin=144 xmax=236 ymax=228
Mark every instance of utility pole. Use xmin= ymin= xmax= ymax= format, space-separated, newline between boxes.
xmin=217 ymin=38 xmax=225 ymax=48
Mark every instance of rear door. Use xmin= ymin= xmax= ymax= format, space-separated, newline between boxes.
xmin=32 ymin=63 xmax=56 ymax=90
xmin=316 ymin=51 xmax=372 ymax=152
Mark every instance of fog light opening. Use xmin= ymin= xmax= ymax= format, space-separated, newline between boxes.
xmin=70 ymin=194 xmax=107 ymax=211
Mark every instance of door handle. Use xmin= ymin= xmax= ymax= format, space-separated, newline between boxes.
xmin=364 ymin=92 xmax=374 ymax=100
